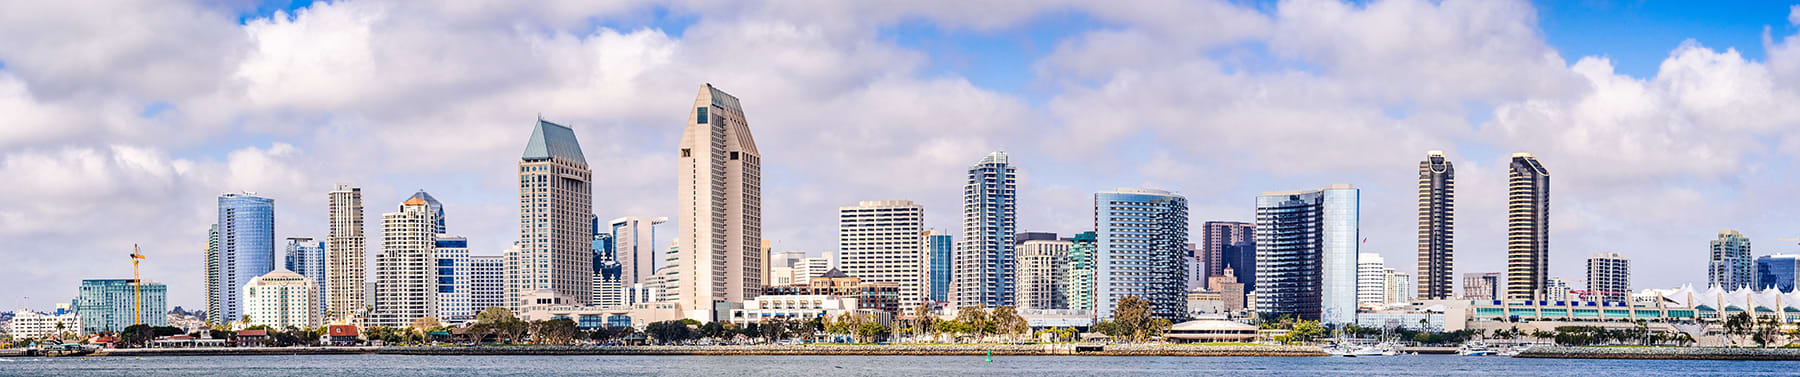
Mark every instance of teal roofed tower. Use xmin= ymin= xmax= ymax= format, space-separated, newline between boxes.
xmin=522 ymin=119 xmax=588 ymax=165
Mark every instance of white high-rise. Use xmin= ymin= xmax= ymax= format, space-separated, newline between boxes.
xmin=512 ymin=119 xmax=595 ymax=309
xmin=797 ymin=256 xmax=833 ymax=282
xmin=244 ymin=269 xmax=317 ymax=328
xmin=1016 ymin=239 xmax=1071 ymax=310
xmin=436 ymin=235 xmax=475 ymax=324
xmin=675 ymin=84 xmax=762 ymax=321
xmin=371 ymin=197 xmax=439 ymax=327
xmin=838 ymin=200 xmax=927 ymax=308
xmin=469 ymin=255 xmax=506 ymax=313
xmin=609 ymin=217 xmax=667 ymax=304
xmin=956 ymin=151 xmax=1017 ymax=308
xmin=326 ymin=184 xmax=367 ymax=322
xmin=1357 ymin=253 xmax=1387 ymax=308
xmin=1383 ymin=269 xmax=1412 ymax=305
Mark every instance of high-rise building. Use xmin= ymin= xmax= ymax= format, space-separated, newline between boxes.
xmin=513 ymin=118 xmax=595 ymax=309
xmin=838 ymin=200 xmax=927 ymax=308
xmin=210 ymin=193 xmax=275 ymax=326
xmin=1095 ymin=188 xmax=1189 ymax=320
xmin=592 ymin=231 xmax=623 ymax=307
xmin=1586 ymin=252 xmax=1630 ymax=303
xmin=436 ymin=235 xmax=475 ymax=324
xmin=371 ymin=197 xmax=439 ymax=327
xmin=1221 ymin=241 xmax=1256 ymax=293
xmin=1505 ymin=152 xmax=1550 ymax=301
xmin=1255 ymin=184 xmax=1359 ymax=324
xmin=1185 ymin=243 xmax=1205 ymax=291
xmin=955 ymin=151 xmax=1017 ymax=308
xmin=1016 ymin=239 xmax=1071 ymax=310
xmin=283 ymin=237 xmax=327 ymax=321
xmin=205 ymin=225 xmax=219 ymax=324
xmin=469 ymin=255 xmax=506 ymax=313
xmin=1357 ymin=253 xmax=1387 ymax=308
xmin=77 ymin=279 xmax=167 ymax=334
xmin=797 ymin=256 xmax=833 ymax=282
xmin=1755 ymin=254 xmax=1800 ymax=292
xmin=609 ymin=217 xmax=668 ymax=302
xmin=1462 ymin=272 xmax=1500 ymax=301
xmin=406 ymin=190 xmax=447 ymax=234
xmin=244 ymin=269 xmax=317 ymax=328
xmin=1546 ymin=277 xmax=1574 ymax=302
xmin=1710 ymin=230 xmax=1754 ymax=289
xmin=1384 ymin=269 xmax=1411 ymax=305
xmin=1202 ymin=221 xmax=1255 ymax=288
xmin=1416 ymin=150 xmax=1455 ymax=300
xmin=1065 ymin=231 xmax=1098 ymax=311
xmin=925 ymin=230 xmax=954 ymax=303
xmin=326 ymin=183 xmax=367 ymax=322
xmin=675 ymin=84 xmax=762 ymax=321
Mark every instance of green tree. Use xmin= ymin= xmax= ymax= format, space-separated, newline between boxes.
xmin=1287 ymin=320 xmax=1327 ymax=344
xmin=856 ymin=322 xmax=889 ymax=344
xmin=1724 ymin=312 xmax=1754 ymax=347
xmin=954 ymin=307 xmax=993 ymax=341
xmin=410 ymin=317 xmax=442 ymax=336
xmin=991 ymin=306 xmax=1028 ymax=340
xmin=532 ymin=318 xmax=578 ymax=345
xmin=645 ymin=320 xmax=695 ymax=344
xmin=1112 ymin=296 xmax=1156 ymax=342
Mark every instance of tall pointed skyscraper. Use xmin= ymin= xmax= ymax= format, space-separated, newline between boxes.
xmin=954 ymin=151 xmax=1017 ymax=308
xmin=1505 ymin=152 xmax=1550 ymax=301
xmin=675 ymin=84 xmax=762 ymax=321
xmin=511 ymin=119 xmax=594 ymax=309
xmin=327 ymin=184 xmax=367 ymax=322
xmin=406 ymin=190 xmax=446 ymax=234
xmin=1416 ymin=150 xmax=1455 ymax=300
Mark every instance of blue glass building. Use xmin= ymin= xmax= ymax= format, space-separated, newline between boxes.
xmin=1094 ymin=188 xmax=1189 ymax=320
xmin=954 ymin=151 xmax=1017 ymax=308
xmin=1255 ymin=185 xmax=1359 ymax=325
xmin=284 ymin=237 xmax=327 ymax=320
xmin=212 ymin=193 xmax=275 ymax=325
xmin=928 ymin=232 xmax=953 ymax=302
xmin=1756 ymin=254 xmax=1800 ymax=293
xmin=77 ymin=279 xmax=167 ymax=334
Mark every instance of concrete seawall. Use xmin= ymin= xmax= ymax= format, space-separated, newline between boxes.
xmin=1517 ymin=346 xmax=1800 ymax=361
xmin=68 ymin=344 xmax=1324 ymax=358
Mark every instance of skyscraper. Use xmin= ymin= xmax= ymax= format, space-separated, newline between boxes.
xmin=371 ymin=196 xmax=439 ymax=328
xmin=1357 ymin=253 xmax=1387 ymax=308
xmin=1255 ymin=185 xmax=1359 ymax=324
xmin=1586 ymin=252 xmax=1630 ymax=303
xmin=77 ymin=279 xmax=167 ymax=334
xmin=925 ymin=230 xmax=954 ymax=303
xmin=592 ymin=231 xmax=623 ymax=307
xmin=1384 ymin=269 xmax=1412 ymax=305
xmin=1416 ymin=150 xmax=1455 ymax=300
xmin=1506 ymin=152 xmax=1550 ymax=301
xmin=407 ymin=190 xmax=446 ymax=234
xmin=513 ymin=118 xmax=594 ymax=309
xmin=205 ymin=225 xmax=219 ymax=324
xmin=1095 ymin=188 xmax=1189 ymax=320
xmin=1065 ymin=231 xmax=1098 ymax=311
xmin=838 ymin=200 xmax=927 ymax=308
xmin=1710 ymin=230 xmax=1753 ymax=289
xmin=436 ymin=235 xmax=476 ymax=324
xmin=284 ymin=237 xmax=326 ymax=321
xmin=326 ymin=183 xmax=367 ymax=322
xmin=1462 ymin=272 xmax=1499 ymax=301
xmin=1016 ymin=239 xmax=1071 ymax=310
xmin=1755 ymin=254 xmax=1800 ymax=292
xmin=675 ymin=84 xmax=761 ymax=321
xmin=609 ymin=217 xmax=667 ymax=302
xmin=1202 ymin=221 xmax=1255 ymax=288
xmin=211 ymin=193 xmax=275 ymax=326
xmin=469 ymin=255 xmax=507 ymax=313
xmin=1222 ymin=241 xmax=1256 ymax=293
xmin=955 ymin=151 xmax=1017 ymax=308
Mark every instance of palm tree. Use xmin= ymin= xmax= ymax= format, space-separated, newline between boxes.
xmin=1724 ymin=312 xmax=1753 ymax=347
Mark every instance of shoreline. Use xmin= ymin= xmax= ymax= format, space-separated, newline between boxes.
xmin=16 ymin=344 xmax=1327 ymax=358
xmin=1517 ymin=346 xmax=1800 ymax=361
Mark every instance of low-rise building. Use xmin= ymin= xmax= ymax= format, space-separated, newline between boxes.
xmin=726 ymin=295 xmax=888 ymax=326
xmin=7 ymin=309 xmax=82 ymax=339
xmin=1165 ymin=318 xmax=1258 ymax=343
xmin=762 ymin=269 xmax=900 ymax=314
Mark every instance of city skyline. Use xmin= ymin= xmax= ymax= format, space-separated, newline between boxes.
xmin=9 ymin=1 xmax=1800 ymax=312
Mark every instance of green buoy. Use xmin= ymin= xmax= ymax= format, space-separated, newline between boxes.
xmin=985 ymin=350 xmax=993 ymax=362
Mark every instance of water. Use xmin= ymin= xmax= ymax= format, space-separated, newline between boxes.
xmin=1 ymin=355 xmax=1797 ymax=376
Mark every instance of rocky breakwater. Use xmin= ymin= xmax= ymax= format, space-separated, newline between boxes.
xmin=1517 ymin=346 xmax=1800 ymax=361
xmin=380 ymin=344 xmax=1327 ymax=357
xmin=94 ymin=346 xmax=378 ymax=357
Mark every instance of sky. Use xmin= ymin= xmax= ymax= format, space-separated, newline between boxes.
xmin=5 ymin=0 xmax=1800 ymax=312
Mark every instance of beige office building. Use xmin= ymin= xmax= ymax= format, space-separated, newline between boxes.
xmin=676 ymin=84 xmax=763 ymax=321
xmin=1016 ymin=240 xmax=1071 ymax=310
xmin=326 ymin=184 xmax=366 ymax=322
xmin=838 ymin=200 xmax=927 ymax=308
xmin=370 ymin=197 xmax=439 ymax=328
xmin=244 ymin=269 xmax=318 ymax=328
xmin=1505 ymin=152 xmax=1550 ymax=301
xmin=511 ymin=119 xmax=595 ymax=310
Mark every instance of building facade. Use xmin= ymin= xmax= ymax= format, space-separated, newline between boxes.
xmin=436 ymin=235 xmax=475 ymax=324
xmin=1506 ymin=152 xmax=1550 ymax=301
xmin=1095 ymin=188 xmax=1189 ymax=320
xmin=1587 ymin=252 xmax=1631 ymax=303
xmin=371 ymin=197 xmax=439 ymax=328
xmin=1357 ymin=253 xmax=1387 ymax=308
xmin=1016 ymin=240 xmax=1071 ymax=310
xmin=77 ymin=279 xmax=167 ymax=334
xmin=675 ymin=84 xmax=763 ymax=321
xmin=1201 ymin=221 xmax=1255 ymax=289
xmin=469 ymin=255 xmax=507 ymax=314
xmin=609 ymin=217 xmax=667 ymax=302
xmin=1417 ymin=150 xmax=1456 ymax=300
xmin=1065 ymin=231 xmax=1097 ymax=312
xmin=1463 ymin=272 xmax=1499 ymax=301
xmin=1755 ymin=254 xmax=1800 ymax=293
xmin=1222 ymin=241 xmax=1256 ymax=293
xmin=283 ymin=237 xmax=327 ymax=321
xmin=955 ymin=151 xmax=1018 ymax=309
xmin=244 ymin=269 xmax=317 ymax=328
xmin=406 ymin=190 xmax=446 ymax=234
xmin=926 ymin=230 xmax=953 ymax=303
xmin=513 ymin=119 xmax=595 ymax=310
xmin=1711 ymin=230 xmax=1754 ymax=290
xmin=1255 ymin=185 xmax=1359 ymax=324
xmin=1385 ymin=269 xmax=1412 ymax=305
xmin=1208 ymin=267 xmax=1246 ymax=312
xmin=838 ymin=200 xmax=927 ymax=308
xmin=326 ymin=183 xmax=367 ymax=322
xmin=592 ymin=232 xmax=624 ymax=307
xmin=8 ymin=310 xmax=82 ymax=339
xmin=211 ymin=193 xmax=275 ymax=326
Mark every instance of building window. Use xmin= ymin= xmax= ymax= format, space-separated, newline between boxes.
xmin=696 ymin=107 xmax=708 ymax=124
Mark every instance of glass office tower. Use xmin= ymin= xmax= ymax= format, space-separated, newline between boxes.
xmin=1255 ymin=185 xmax=1359 ymax=325
xmin=211 ymin=193 xmax=275 ymax=325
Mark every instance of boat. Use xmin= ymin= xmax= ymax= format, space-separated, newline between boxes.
xmin=1458 ymin=342 xmax=1497 ymax=356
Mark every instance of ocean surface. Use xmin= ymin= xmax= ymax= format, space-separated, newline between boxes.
xmin=1 ymin=354 xmax=1796 ymax=376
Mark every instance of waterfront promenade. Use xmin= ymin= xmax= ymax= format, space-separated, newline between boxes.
xmin=39 ymin=344 xmax=1326 ymax=358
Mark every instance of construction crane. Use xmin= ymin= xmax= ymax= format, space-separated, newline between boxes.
xmin=131 ymin=244 xmax=146 ymax=326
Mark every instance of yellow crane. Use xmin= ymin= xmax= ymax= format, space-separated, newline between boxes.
xmin=131 ymin=244 xmax=146 ymax=326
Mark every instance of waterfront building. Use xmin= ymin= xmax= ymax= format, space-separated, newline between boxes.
xmin=1384 ymin=269 xmax=1411 ymax=305
xmin=675 ymin=84 xmax=762 ymax=321
xmin=1207 ymin=268 xmax=1245 ymax=312
xmin=592 ymin=231 xmax=624 ymax=307
xmin=435 ymin=235 xmax=475 ymax=323
xmin=210 ymin=192 xmax=275 ymax=326
xmin=469 ymin=255 xmax=507 ymax=313
xmin=283 ymin=237 xmax=327 ymax=321
xmin=727 ymin=295 xmax=890 ymax=326
xmin=1587 ymin=252 xmax=1630 ymax=303
xmin=955 ymin=151 xmax=1017 ymax=308
xmin=1462 ymin=272 xmax=1499 ymax=301
xmin=1755 ymin=254 xmax=1800 ymax=292
xmin=1186 ymin=291 xmax=1224 ymax=317
xmin=763 ymin=269 xmax=901 ymax=314
xmin=1711 ymin=230 xmax=1754 ymax=289
xmin=1165 ymin=319 xmax=1259 ymax=343
xmin=7 ymin=309 xmax=82 ymax=339
xmin=1255 ymin=184 xmax=1359 ymax=324
xmin=1506 ymin=152 xmax=1551 ymax=301
xmin=370 ymin=197 xmax=439 ymax=328
xmin=1417 ymin=150 xmax=1456 ymax=300
xmin=513 ymin=118 xmax=595 ymax=310
xmin=243 ymin=269 xmax=317 ymax=328
xmin=1065 ymin=231 xmax=1098 ymax=311
xmin=1201 ymin=221 xmax=1255 ymax=289
xmin=925 ymin=230 xmax=953 ymax=303
xmin=326 ymin=183 xmax=367 ymax=322
xmin=609 ymin=217 xmax=667 ymax=302
xmin=1016 ymin=239 xmax=1071 ymax=310
xmin=1095 ymin=188 xmax=1189 ymax=320
xmin=1357 ymin=253 xmax=1387 ymax=308
xmin=838 ymin=200 xmax=927 ymax=308
xmin=77 ymin=279 xmax=167 ymax=334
